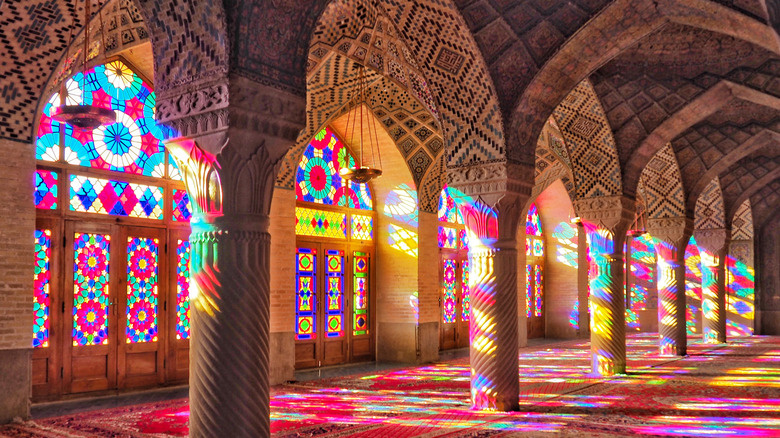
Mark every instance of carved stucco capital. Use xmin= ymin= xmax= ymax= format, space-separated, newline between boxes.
xmin=647 ymin=217 xmax=693 ymax=249
xmin=694 ymin=228 xmax=731 ymax=254
xmin=447 ymin=161 xmax=534 ymax=208
xmin=574 ymin=195 xmax=634 ymax=236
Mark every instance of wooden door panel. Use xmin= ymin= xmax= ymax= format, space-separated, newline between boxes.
xmin=64 ymin=222 xmax=117 ymax=394
xmin=118 ymin=227 xmax=165 ymax=389
xmin=167 ymin=231 xmax=191 ymax=383
xmin=32 ymin=217 xmax=62 ymax=398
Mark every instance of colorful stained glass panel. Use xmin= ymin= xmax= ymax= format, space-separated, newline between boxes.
xmin=172 ymin=189 xmax=192 ymax=222
xmin=461 ymin=260 xmax=470 ymax=323
xmin=296 ymin=248 xmax=317 ymax=340
xmin=47 ymin=61 xmax=168 ymax=178
xmin=295 ymin=207 xmax=346 ymax=239
xmin=438 ymin=226 xmax=458 ymax=249
xmin=35 ymin=170 xmax=58 ymax=209
xmin=70 ymin=175 xmax=163 ymax=219
xmin=442 ymin=259 xmax=457 ymax=323
xmin=176 ymin=240 xmax=191 ymax=340
xmin=73 ymin=233 xmax=110 ymax=346
xmin=353 ymin=252 xmax=370 ymax=336
xmin=351 ymin=214 xmax=373 ymax=240
xmin=532 ymin=238 xmax=544 ymax=257
xmin=534 ymin=265 xmax=543 ymax=317
xmin=326 ymin=250 xmax=345 ymax=338
xmin=126 ymin=237 xmax=159 ymax=343
xmin=526 ymin=203 xmax=542 ymax=236
xmin=526 ymin=264 xmax=533 ymax=318
xmin=33 ymin=230 xmax=51 ymax=348
xmin=296 ymin=127 xmax=372 ymax=210
xmin=438 ymin=185 xmax=463 ymax=224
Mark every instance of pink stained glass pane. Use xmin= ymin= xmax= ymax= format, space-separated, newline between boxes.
xmin=70 ymin=174 xmax=163 ymax=219
xmin=438 ymin=185 xmax=463 ymax=224
xmin=526 ymin=203 xmax=542 ymax=236
xmin=176 ymin=240 xmax=191 ymax=340
xmin=438 ymin=226 xmax=458 ymax=249
xmin=35 ymin=170 xmax=58 ymax=209
xmin=73 ymin=233 xmax=110 ymax=346
xmin=442 ymin=259 xmax=457 ymax=323
xmin=534 ymin=264 xmax=543 ymax=317
xmin=526 ymin=264 xmax=533 ymax=318
xmin=33 ymin=229 xmax=52 ymax=348
xmin=461 ymin=260 xmax=470 ymax=322
xmin=126 ymin=237 xmax=159 ymax=343
xmin=172 ymin=189 xmax=192 ymax=222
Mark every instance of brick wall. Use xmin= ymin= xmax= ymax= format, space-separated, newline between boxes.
xmin=269 ymin=188 xmax=296 ymax=334
xmin=0 ymin=138 xmax=35 ymax=350
xmin=536 ymin=180 xmax=578 ymax=339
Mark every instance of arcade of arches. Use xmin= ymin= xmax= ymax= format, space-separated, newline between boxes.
xmin=0 ymin=0 xmax=779 ymax=436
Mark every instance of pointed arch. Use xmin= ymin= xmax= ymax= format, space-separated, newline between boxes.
xmin=695 ymin=177 xmax=726 ymax=230
xmin=639 ymin=144 xmax=686 ymax=219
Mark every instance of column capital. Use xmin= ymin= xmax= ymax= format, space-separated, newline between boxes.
xmin=448 ymin=161 xmax=534 ymax=207
xmin=694 ymin=228 xmax=731 ymax=254
xmin=647 ymin=216 xmax=693 ymax=249
xmin=575 ymin=195 xmax=634 ymax=238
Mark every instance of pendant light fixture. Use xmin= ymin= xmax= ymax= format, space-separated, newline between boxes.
xmin=52 ymin=0 xmax=116 ymax=130
xmin=339 ymin=65 xmax=383 ymax=184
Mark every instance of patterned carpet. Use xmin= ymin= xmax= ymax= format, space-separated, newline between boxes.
xmin=2 ymin=334 xmax=780 ymax=437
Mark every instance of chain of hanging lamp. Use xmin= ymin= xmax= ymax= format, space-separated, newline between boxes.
xmin=51 ymin=0 xmax=116 ymax=130
xmin=339 ymin=65 xmax=383 ymax=183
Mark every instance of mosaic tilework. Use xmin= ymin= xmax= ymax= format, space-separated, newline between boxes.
xmin=380 ymin=0 xmax=505 ymax=167
xmin=695 ymin=178 xmax=726 ymax=230
xmin=749 ymin=179 xmax=780 ymax=231
xmin=731 ymin=199 xmax=754 ymax=241
xmin=0 ymin=0 xmax=92 ymax=141
xmin=553 ymin=80 xmax=623 ymax=199
xmin=639 ymin=143 xmax=685 ymax=219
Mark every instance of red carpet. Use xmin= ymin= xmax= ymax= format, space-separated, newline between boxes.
xmin=2 ymin=335 xmax=780 ymax=437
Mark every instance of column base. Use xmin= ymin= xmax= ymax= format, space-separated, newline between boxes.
xmin=0 ymin=348 xmax=31 ymax=424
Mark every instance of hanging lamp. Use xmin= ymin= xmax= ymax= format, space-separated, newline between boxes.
xmin=52 ymin=0 xmax=115 ymax=130
xmin=339 ymin=65 xmax=383 ymax=184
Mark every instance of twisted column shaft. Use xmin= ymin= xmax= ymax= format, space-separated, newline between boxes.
xmin=655 ymin=241 xmax=688 ymax=356
xmin=189 ymin=223 xmax=271 ymax=438
xmin=701 ymin=248 xmax=727 ymax=344
xmin=469 ymin=245 xmax=520 ymax=411
xmin=585 ymin=227 xmax=626 ymax=376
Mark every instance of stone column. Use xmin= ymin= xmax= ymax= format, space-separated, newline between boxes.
xmin=575 ymin=196 xmax=632 ymax=376
xmin=450 ymin=162 xmax=532 ymax=411
xmin=695 ymin=229 xmax=730 ymax=344
xmin=158 ymin=77 xmax=305 ymax=438
xmin=648 ymin=217 xmax=692 ymax=356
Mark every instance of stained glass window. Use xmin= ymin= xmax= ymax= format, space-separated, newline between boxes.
xmin=176 ymin=240 xmax=191 ymax=340
xmin=70 ymin=175 xmax=163 ymax=219
xmin=442 ymin=259 xmax=457 ymax=323
xmin=73 ymin=233 xmax=110 ymax=346
xmin=438 ymin=226 xmax=458 ymax=249
xmin=526 ymin=264 xmax=533 ymax=318
xmin=34 ymin=230 xmax=51 ymax=348
xmin=295 ymin=207 xmax=347 ymax=239
xmin=126 ymin=237 xmax=159 ymax=343
xmin=35 ymin=170 xmax=58 ymax=210
xmin=353 ymin=252 xmax=369 ymax=336
xmin=534 ymin=265 xmax=544 ymax=317
xmin=526 ymin=203 xmax=542 ymax=236
xmin=326 ymin=250 xmax=345 ymax=338
xmin=296 ymin=127 xmax=372 ymax=210
xmin=459 ymin=229 xmax=469 ymax=252
xmin=438 ymin=185 xmax=463 ymax=224
xmin=461 ymin=260 xmax=470 ymax=322
xmin=37 ymin=60 xmax=167 ymax=178
xmin=296 ymin=248 xmax=317 ymax=340
xmin=351 ymin=214 xmax=373 ymax=240
xmin=172 ymin=189 xmax=192 ymax=222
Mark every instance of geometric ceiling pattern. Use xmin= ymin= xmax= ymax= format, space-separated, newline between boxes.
xmin=552 ymin=79 xmax=622 ymax=199
xmin=731 ymin=199 xmax=754 ymax=241
xmin=639 ymin=143 xmax=685 ymax=219
xmin=695 ymin=177 xmax=726 ymax=230
xmin=532 ymin=116 xmax=575 ymax=202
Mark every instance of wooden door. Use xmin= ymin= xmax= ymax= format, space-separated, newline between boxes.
xmin=63 ymin=221 xmax=118 ymax=394
xmin=440 ymin=255 xmax=469 ymax=350
xmin=166 ymin=230 xmax=191 ymax=383
xmin=32 ymin=218 xmax=62 ymax=397
xmin=117 ymin=226 xmax=166 ymax=389
xmin=295 ymin=243 xmax=371 ymax=368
